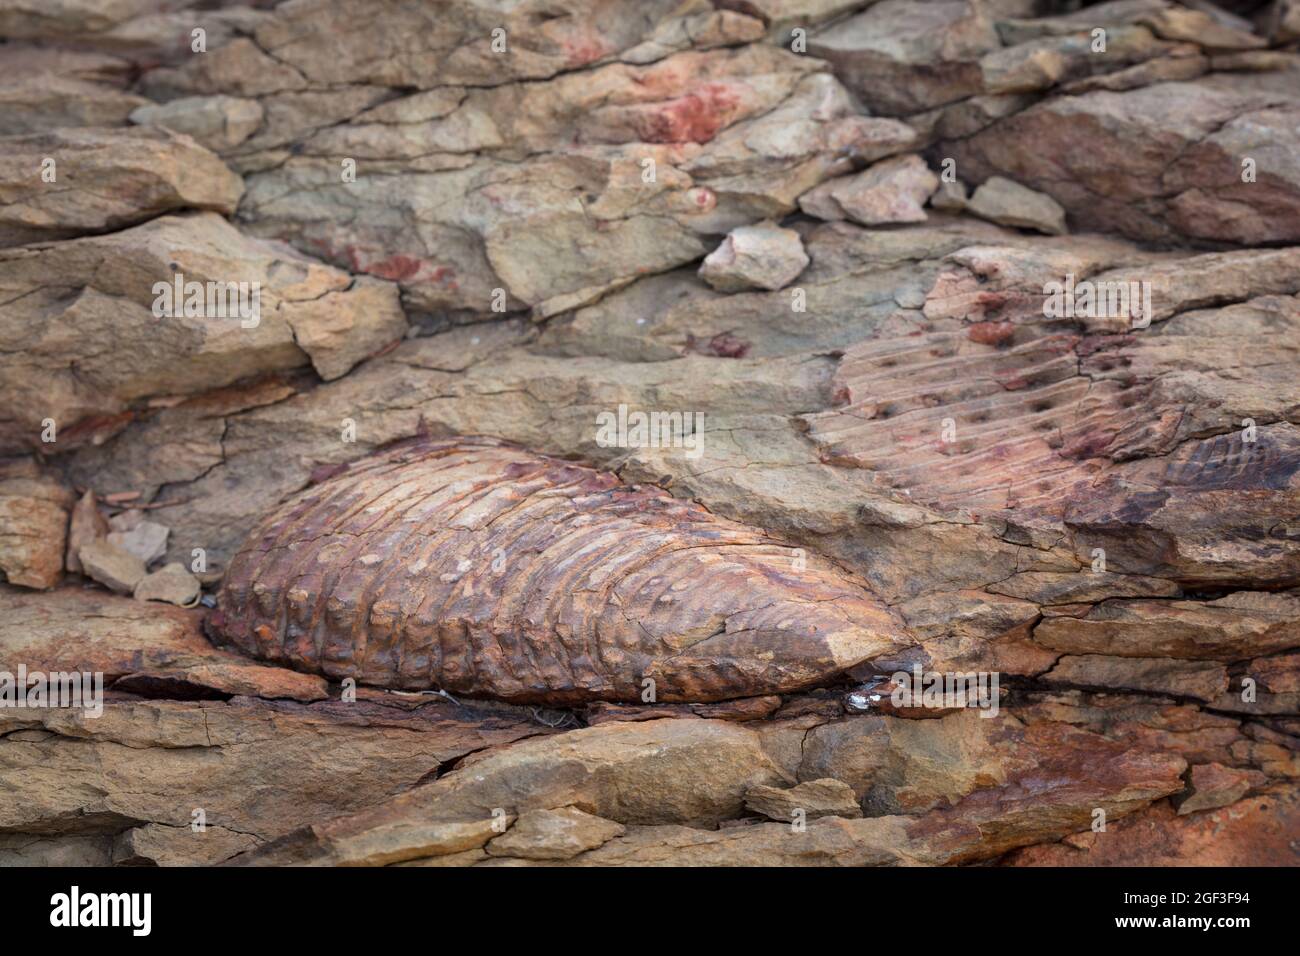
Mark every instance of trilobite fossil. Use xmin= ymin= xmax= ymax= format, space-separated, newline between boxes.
xmin=208 ymin=437 xmax=910 ymax=704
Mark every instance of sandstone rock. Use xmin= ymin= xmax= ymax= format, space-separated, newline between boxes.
xmin=1250 ymin=651 xmax=1300 ymax=694
xmin=107 ymin=513 xmax=169 ymax=565
xmin=0 ymin=0 xmax=176 ymax=38
xmin=235 ymin=718 xmax=788 ymax=864
xmin=0 ymin=459 xmax=72 ymax=590
xmin=967 ymin=176 xmax=1067 ymax=235
xmin=0 ymin=75 xmax=148 ymax=135
xmin=235 ymin=44 xmax=915 ymax=316
xmin=247 ymin=0 xmax=690 ymax=89
xmin=745 ymin=778 xmax=863 ymax=821
xmin=134 ymin=561 xmax=201 ymax=606
xmin=988 ymin=571 xmax=1180 ymax=606
xmin=1136 ymin=7 xmax=1266 ymax=51
xmin=77 ymin=539 xmax=147 ymax=594
xmin=0 ymin=127 xmax=243 ymax=248
xmin=489 ymin=713 xmax=1186 ymax=866
xmin=46 ymin=7 xmax=273 ymax=71
xmin=930 ymin=179 xmax=968 ymax=212
xmin=0 ymin=213 xmax=407 ymax=455
xmin=699 ymin=222 xmax=808 ymax=292
xmin=1034 ymin=593 xmax=1300 ymax=660
xmin=735 ymin=0 xmax=869 ymax=43
xmin=516 ymin=816 xmax=910 ymax=866
xmin=279 ymin=276 xmax=411 ymax=382
xmin=807 ymin=0 xmax=1001 ymax=116
xmin=622 ymin=7 xmax=766 ymax=63
xmin=1267 ymin=0 xmax=1300 ymax=42
xmin=1044 ymin=655 xmax=1230 ymax=702
xmin=692 ymin=695 xmax=783 ymax=721
xmin=0 ymin=693 xmax=544 ymax=863
xmin=1006 ymin=790 xmax=1300 ymax=866
xmin=485 ymin=807 xmax=626 ymax=860
xmin=210 ymin=436 xmax=910 ymax=703
xmin=130 ymin=95 xmax=265 ymax=152
xmin=944 ymin=72 xmax=1300 ymax=244
xmin=799 ymin=154 xmax=939 ymax=225
xmin=1176 ymin=762 xmax=1268 ymax=815
xmin=65 ymin=489 xmax=109 ymax=575
xmin=3 ymin=0 xmax=1297 ymax=870
xmin=113 ymin=823 xmax=260 ymax=868
xmin=0 ymin=584 xmax=329 ymax=702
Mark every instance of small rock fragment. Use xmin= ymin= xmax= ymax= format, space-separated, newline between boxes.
xmin=65 ymin=490 xmax=109 ymax=575
xmin=967 ymin=176 xmax=1067 ymax=235
xmin=930 ymin=178 xmax=969 ymax=212
xmin=1044 ymin=655 xmax=1229 ymax=702
xmin=107 ymin=514 xmax=169 ymax=566
xmin=130 ymin=95 xmax=264 ymax=152
xmin=107 ymin=509 xmax=142 ymax=532
xmin=78 ymin=539 xmax=147 ymax=594
xmin=0 ymin=459 xmax=72 ymax=590
xmin=744 ymin=778 xmax=863 ymax=822
xmin=585 ymin=702 xmax=696 ymax=725
xmin=691 ymin=695 xmax=782 ymax=721
xmin=798 ymin=154 xmax=939 ymax=225
xmin=485 ymin=807 xmax=626 ymax=860
xmin=698 ymin=222 xmax=809 ymax=293
xmin=134 ymin=562 xmax=202 ymax=607
xmin=1176 ymin=763 xmax=1267 ymax=816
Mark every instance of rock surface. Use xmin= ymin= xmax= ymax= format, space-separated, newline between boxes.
xmin=134 ymin=561 xmax=201 ymax=606
xmin=699 ymin=222 xmax=808 ymax=292
xmin=799 ymin=154 xmax=939 ymax=224
xmin=0 ymin=459 xmax=72 ymax=589
xmin=745 ymin=778 xmax=863 ymax=822
xmin=967 ymin=176 xmax=1067 ymax=235
xmin=1 ymin=0 xmax=1298 ymax=867
xmin=77 ymin=539 xmax=148 ymax=594
xmin=0 ymin=127 xmax=243 ymax=247
xmin=485 ymin=807 xmax=626 ymax=860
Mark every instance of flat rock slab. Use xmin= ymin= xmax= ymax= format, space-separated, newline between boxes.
xmin=699 ymin=222 xmax=808 ymax=292
xmin=0 ymin=694 xmax=546 ymax=865
xmin=967 ymin=176 xmax=1066 ymax=235
xmin=0 ymin=127 xmax=243 ymax=247
xmin=486 ymin=807 xmax=626 ymax=860
xmin=0 ymin=584 xmax=328 ymax=702
xmin=745 ymin=778 xmax=863 ymax=822
xmin=78 ymin=539 xmax=147 ymax=594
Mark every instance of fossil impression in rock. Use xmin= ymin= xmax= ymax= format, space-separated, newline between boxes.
xmin=208 ymin=437 xmax=909 ymax=703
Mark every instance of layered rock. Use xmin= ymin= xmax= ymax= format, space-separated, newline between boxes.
xmin=0 ymin=127 xmax=243 ymax=247
xmin=1 ymin=0 xmax=1298 ymax=868
xmin=0 ymin=213 xmax=406 ymax=455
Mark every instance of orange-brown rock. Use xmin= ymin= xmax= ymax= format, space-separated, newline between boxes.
xmin=1005 ymin=788 xmax=1300 ymax=866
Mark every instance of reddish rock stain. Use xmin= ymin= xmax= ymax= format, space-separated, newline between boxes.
xmin=365 ymin=254 xmax=423 ymax=282
xmin=640 ymin=84 xmax=742 ymax=144
xmin=967 ymin=321 xmax=1016 ymax=346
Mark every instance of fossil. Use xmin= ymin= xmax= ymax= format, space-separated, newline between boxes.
xmin=207 ymin=437 xmax=910 ymax=704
